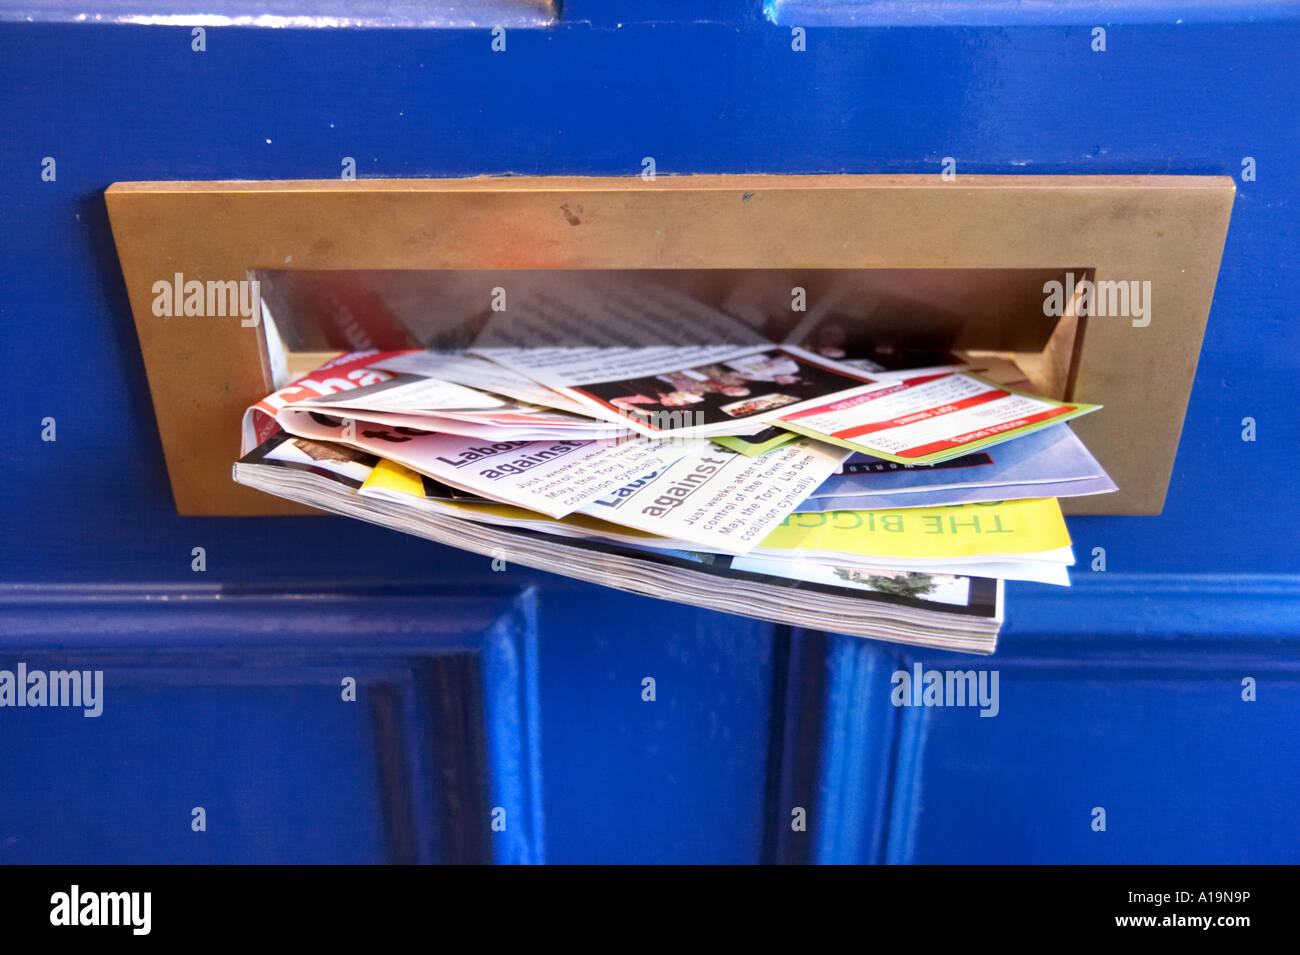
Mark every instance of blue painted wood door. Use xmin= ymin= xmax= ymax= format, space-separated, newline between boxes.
xmin=2 ymin=4 xmax=1299 ymax=864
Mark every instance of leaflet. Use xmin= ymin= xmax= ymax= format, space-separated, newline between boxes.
xmin=277 ymin=409 xmax=691 ymax=518
xmin=730 ymin=554 xmax=1067 ymax=593
xmin=466 ymin=279 xmax=877 ymax=438
xmin=284 ymin=360 xmax=624 ymax=440
xmin=799 ymin=474 xmax=1117 ymax=512
xmin=805 ymin=423 xmax=1116 ymax=507
xmin=360 ymin=460 xmax=705 ymax=550
xmin=240 ymin=350 xmax=403 ymax=454
xmin=293 ymin=372 xmax=504 ymax=415
xmin=752 ymin=498 xmax=1072 ymax=563
xmin=475 ymin=341 xmax=878 ymax=439
xmin=372 ymin=351 xmax=596 ymax=417
xmin=576 ymin=438 xmax=851 ymax=554
xmin=776 ymin=372 xmax=1100 ymax=465
xmin=278 ymin=406 xmax=625 ymax=444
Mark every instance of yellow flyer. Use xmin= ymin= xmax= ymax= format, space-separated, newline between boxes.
xmin=756 ymin=498 xmax=1070 ymax=561
xmin=362 ymin=458 xmax=427 ymax=498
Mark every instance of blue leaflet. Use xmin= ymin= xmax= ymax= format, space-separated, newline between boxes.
xmin=805 ymin=424 xmax=1114 ymax=507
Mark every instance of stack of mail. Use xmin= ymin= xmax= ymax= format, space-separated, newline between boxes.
xmin=234 ymin=282 xmax=1112 ymax=654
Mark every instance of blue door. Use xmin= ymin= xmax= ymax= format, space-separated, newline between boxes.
xmin=2 ymin=3 xmax=1298 ymax=864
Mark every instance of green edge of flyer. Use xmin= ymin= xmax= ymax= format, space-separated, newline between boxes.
xmin=710 ymin=429 xmax=801 ymax=457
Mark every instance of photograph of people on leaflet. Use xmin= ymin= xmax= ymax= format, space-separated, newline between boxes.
xmin=575 ymin=348 xmax=874 ymax=429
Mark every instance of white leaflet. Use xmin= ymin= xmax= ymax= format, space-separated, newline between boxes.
xmin=294 ymin=372 xmax=503 ymax=414
xmin=278 ymin=406 xmax=695 ymax=518
xmin=278 ymin=407 xmax=619 ymax=444
xmin=732 ymin=553 xmax=1071 ymax=588
xmin=372 ymin=352 xmax=595 ymax=416
xmin=380 ymin=436 xmax=697 ymax=518
xmin=577 ymin=438 xmax=851 ymax=555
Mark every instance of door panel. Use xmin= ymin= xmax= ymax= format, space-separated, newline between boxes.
xmin=0 ymin=587 xmax=543 ymax=864
xmin=888 ymin=639 xmax=1300 ymax=864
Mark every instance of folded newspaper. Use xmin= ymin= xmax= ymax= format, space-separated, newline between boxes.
xmin=234 ymin=300 xmax=1112 ymax=654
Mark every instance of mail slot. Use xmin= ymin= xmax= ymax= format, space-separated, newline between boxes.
xmin=104 ymin=174 xmax=1234 ymax=516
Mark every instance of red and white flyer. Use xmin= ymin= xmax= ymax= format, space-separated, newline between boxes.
xmin=775 ymin=372 xmax=1101 ymax=464
xmin=240 ymin=350 xmax=403 ymax=454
